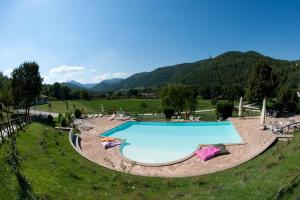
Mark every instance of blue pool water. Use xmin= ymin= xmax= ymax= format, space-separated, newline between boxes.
xmin=101 ymin=121 xmax=243 ymax=164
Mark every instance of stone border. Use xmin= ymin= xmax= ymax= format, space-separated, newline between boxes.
xmin=98 ymin=121 xmax=246 ymax=166
xmin=118 ymin=143 xmax=202 ymax=167
xmin=64 ymin=118 xmax=281 ymax=177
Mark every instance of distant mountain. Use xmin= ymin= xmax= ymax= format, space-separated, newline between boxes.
xmin=62 ymin=82 xmax=86 ymax=90
xmin=61 ymin=51 xmax=300 ymax=98
xmin=96 ymin=51 xmax=300 ymax=98
xmin=91 ymin=78 xmax=124 ymax=92
xmin=66 ymin=80 xmax=96 ymax=89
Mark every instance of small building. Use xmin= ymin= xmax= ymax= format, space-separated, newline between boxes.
xmin=35 ymin=95 xmax=48 ymax=105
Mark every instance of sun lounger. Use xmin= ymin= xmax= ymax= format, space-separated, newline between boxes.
xmin=116 ymin=114 xmax=131 ymax=121
xmin=101 ymin=141 xmax=122 ymax=149
xmin=108 ymin=114 xmax=116 ymax=121
xmin=79 ymin=123 xmax=95 ymax=131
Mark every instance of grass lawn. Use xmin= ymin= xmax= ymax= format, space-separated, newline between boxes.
xmin=1 ymin=122 xmax=300 ymax=199
xmin=33 ymin=99 xmax=216 ymax=114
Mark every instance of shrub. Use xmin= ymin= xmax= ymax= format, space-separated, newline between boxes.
xmin=163 ymin=108 xmax=175 ymax=119
xmin=216 ymin=102 xmax=234 ymax=120
xmin=74 ymin=109 xmax=82 ymax=119
xmin=47 ymin=115 xmax=53 ymax=123
xmin=276 ymin=86 xmax=299 ymax=112
xmin=80 ymin=91 xmax=90 ymax=100
xmin=58 ymin=113 xmax=62 ymax=123
xmin=60 ymin=116 xmax=67 ymax=127
xmin=65 ymin=112 xmax=72 ymax=122
xmin=211 ymin=98 xmax=218 ymax=106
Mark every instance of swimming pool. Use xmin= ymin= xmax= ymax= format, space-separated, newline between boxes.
xmin=101 ymin=121 xmax=243 ymax=165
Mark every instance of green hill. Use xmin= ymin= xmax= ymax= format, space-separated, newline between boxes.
xmin=1 ymin=123 xmax=300 ymax=199
xmin=98 ymin=51 xmax=299 ymax=98
xmin=91 ymin=78 xmax=124 ymax=92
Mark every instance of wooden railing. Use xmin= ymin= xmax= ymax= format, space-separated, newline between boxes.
xmin=0 ymin=116 xmax=31 ymax=141
xmin=277 ymin=122 xmax=300 ymax=134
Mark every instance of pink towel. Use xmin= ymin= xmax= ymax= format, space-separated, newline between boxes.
xmin=195 ymin=145 xmax=221 ymax=161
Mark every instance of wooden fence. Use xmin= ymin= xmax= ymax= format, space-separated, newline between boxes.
xmin=0 ymin=116 xmax=31 ymax=141
xmin=278 ymin=122 xmax=300 ymax=134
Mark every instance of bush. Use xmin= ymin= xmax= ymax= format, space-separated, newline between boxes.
xmin=80 ymin=91 xmax=90 ymax=100
xmin=163 ymin=108 xmax=175 ymax=119
xmin=211 ymin=98 xmax=218 ymax=106
xmin=60 ymin=116 xmax=67 ymax=127
xmin=47 ymin=115 xmax=53 ymax=123
xmin=58 ymin=113 xmax=62 ymax=123
xmin=276 ymin=86 xmax=299 ymax=112
xmin=74 ymin=109 xmax=82 ymax=119
xmin=216 ymin=102 xmax=234 ymax=120
xmin=65 ymin=112 xmax=72 ymax=122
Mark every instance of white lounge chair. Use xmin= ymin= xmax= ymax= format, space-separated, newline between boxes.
xmin=116 ymin=114 xmax=131 ymax=121
xmin=108 ymin=114 xmax=116 ymax=121
xmin=79 ymin=123 xmax=95 ymax=131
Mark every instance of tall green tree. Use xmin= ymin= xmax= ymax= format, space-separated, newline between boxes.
xmin=246 ymin=60 xmax=277 ymax=102
xmin=160 ymin=84 xmax=197 ymax=115
xmin=0 ymin=79 xmax=13 ymax=119
xmin=80 ymin=90 xmax=90 ymax=100
xmin=49 ymin=82 xmax=62 ymax=99
xmin=0 ymin=72 xmax=13 ymax=119
xmin=276 ymin=86 xmax=299 ymax=112
xmin=185 ymin=87 xmax=198 ymax=112
xmin=11 ymin=62 xmax=43 ymax=116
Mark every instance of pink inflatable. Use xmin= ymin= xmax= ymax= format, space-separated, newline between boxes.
xmin=195 ymin=145 xmax=221 ymax=161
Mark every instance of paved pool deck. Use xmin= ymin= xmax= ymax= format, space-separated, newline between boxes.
xmin=76 ymin=116 xmax=299 ymax=177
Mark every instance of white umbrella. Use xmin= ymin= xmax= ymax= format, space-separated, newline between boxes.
xmin=238 ymin=96 xmax=243 ymax=118
xmin=260 ymin=98 xmax=266 ymax=125
xmin=101 ymin=104 xmax=104 ymax=113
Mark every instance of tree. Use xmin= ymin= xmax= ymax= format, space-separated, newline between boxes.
xmin=127 ymin=89 xmax=138 ymax=98
xmin=49 ymin=82 xmax=62 ymax=99
xmin=60 ymin=116 xmax=67 ymax=127
xmin=61 ymin=85 xmax=72 ymax=100
xmin=160 ymin=84 xmax=197 ymax=115
xmin=216 ymin=102 xmax=234 ymax=120
xmin=185 ymin=87 xmax=198 ymax=113
xmin=80 ymin=90 xmax=90 ymax=100
xmin=74 ymin=109 xmax=82 ymax=119
xmin=0 ymin=73 xmax=13 ymax=119
xmin=0 ymin=80 xmax=13 ymax=119
xmin=139 ymin=102 xmax=148 ymax=114
xmin=11 ymin=62 xmax=43 ymax=116
xmin=276 ymin=86 xmax=299 ymax=112
xmin=246 ymin=61 xmax=277 ymax=102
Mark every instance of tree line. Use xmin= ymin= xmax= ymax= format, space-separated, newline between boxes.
xmin=0 ymin=62 xmax=42 ymax=118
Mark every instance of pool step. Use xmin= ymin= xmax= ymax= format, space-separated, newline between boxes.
xmin=277 ymin=134 xmax=293 ymax=141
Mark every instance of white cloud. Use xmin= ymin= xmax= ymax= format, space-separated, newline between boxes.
xmin=93 ymin=72 xmax=128 ymax=83
xmin=49 ymin=65 xmax=85 ymax=75
xmin=90 ymin=68 xmax=97 ymax=72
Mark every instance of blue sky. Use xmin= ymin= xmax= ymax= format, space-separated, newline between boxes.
xmin=0 ymin=0 xmax=300 ymax=84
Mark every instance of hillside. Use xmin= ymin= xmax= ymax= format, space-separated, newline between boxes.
xmin=64 ymin=80 xmax=96 ymax=90
xmin=91 ymin=78 xmax=124 ymax=92
xmin=1 ymin=123 xmax=300 ymax=199
xmin=60 ymin=51 xmax=300 ymax=96
xmin=102 ymin=51 xmax=299 ymax=98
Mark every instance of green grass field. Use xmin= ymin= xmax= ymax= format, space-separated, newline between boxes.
xmin=1 ymin=122 xmax=300 ymax=199
xmin=33 ymin=99 xmax=216 ymax=114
